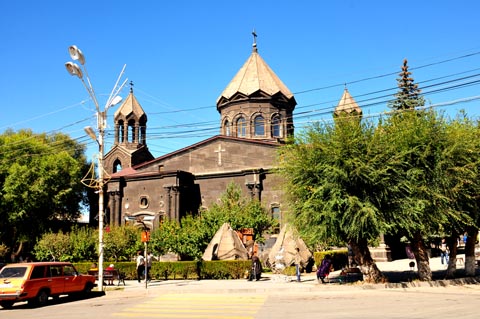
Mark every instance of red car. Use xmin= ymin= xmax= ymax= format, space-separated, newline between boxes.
xmin=0 ymin=261 xmax=96 ymax=309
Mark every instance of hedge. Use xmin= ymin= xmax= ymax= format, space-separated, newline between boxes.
xmin=75 ymin=260 xmax=252 ymax=280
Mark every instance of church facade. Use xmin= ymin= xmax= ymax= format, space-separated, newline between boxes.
xmin=103 ymin=41 xmax=297 ymax=232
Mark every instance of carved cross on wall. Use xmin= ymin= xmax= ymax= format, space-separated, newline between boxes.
xmin=214 ymin=144 xmax=225 ymax=166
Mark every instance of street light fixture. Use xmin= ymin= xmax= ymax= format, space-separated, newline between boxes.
xmin=125 ymin=215 xmax=155 ymax=289
xmin=65 ymin=45 xmax=127 ymax=292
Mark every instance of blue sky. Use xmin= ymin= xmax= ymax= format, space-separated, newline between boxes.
xmin=1 ymin=1 xmax=480 ymax=160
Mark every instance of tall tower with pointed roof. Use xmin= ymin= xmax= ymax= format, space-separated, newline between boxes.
xmin=216 ymin=34 xmax=296 ymax=143
xmin=103 ymin=85 xmax=154 ymax=174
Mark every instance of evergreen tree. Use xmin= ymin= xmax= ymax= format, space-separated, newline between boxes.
xmin=388 ymin=59 xmax=425 ymax=110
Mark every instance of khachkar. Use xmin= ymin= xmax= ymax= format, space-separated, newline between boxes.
xmin=369 ymin=234 xmax=392 ymax=262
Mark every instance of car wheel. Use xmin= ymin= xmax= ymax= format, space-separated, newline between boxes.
xmin=84 ymin=282 xmax=94 ymax=293
xmin=34 ymin=289 xmax=49 ymax=306
xmin=0 ymin=301 xmax=14 ymax=309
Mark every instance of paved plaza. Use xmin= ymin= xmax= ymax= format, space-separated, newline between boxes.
xmin=102 ymin=255 xmax=480 ymax=297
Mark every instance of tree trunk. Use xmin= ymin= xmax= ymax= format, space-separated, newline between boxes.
xmin=465 ymin=227 xmax=478 ymax=277
xmin=410 ymin=233 xmax=432 ymax=281
xmin=445 ymin=235 xmax=458 ymax=279
xmin=350 ymin=240 xmax=385 ymax=283
xmin=10 ymin=242 xmax=23 ymax=262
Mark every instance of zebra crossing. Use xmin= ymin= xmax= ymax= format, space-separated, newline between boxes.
xmin=112 ymin=293 xmax=267 ymax=319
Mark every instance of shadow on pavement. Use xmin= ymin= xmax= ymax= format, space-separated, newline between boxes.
xmin=1 ymin=291 xmax=106 ymax=310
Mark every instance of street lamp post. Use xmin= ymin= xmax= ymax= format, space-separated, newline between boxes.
xmin=125 ymin=215 xmax=154 ymax=289
xmin=65 ymin=45 xmax=127 ymax=291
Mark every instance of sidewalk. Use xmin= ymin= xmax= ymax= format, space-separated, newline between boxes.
xmin=103 ymin=256 xmax=480 ymax=296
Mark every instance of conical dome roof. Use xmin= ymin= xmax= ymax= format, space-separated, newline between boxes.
xmin=334 ymin=88 xmax=362 ymax=116
xmin=217 ymin=45 xmax=294 ymax=106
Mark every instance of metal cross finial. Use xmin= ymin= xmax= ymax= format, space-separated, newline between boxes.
xmin=252 ymin=29 xmax=258 ymax=51
xmin=129 ymin=80 xmax=134 ymax=93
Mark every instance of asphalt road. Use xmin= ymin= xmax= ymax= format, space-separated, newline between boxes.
xmin=2 ymin=284 xmax=480 ymax=319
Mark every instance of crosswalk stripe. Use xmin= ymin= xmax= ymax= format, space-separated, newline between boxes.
xmin=112 ymin=293 xmax=266 ymax=319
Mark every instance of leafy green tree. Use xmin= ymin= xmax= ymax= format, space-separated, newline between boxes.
xmin=150 ymin=182 xmax=275 ymax=261
xmin=437 ymin=113 xmax=480 ymax=277
xmin=388 ymin=59 xmax=425 ymax=110
xmin=69 ymin=226 xmax=97 ymax=262
xmin=103 ymin=225 xmax=141 ymax=262
xmin=0 ymin=129 xmax=88 ymax=256
xmin=150 ymin=215 xmax=210 ymax=261
xmin=200 ymin=182 xmax=275 ymax=242
xmin=278 ymin=116 xmax=392 ymax=283
xmin=377 ymin=110 xmax=452 ymax=280
xmin=33 ymin=231 xmax=72 ymax=261
xmin=370 ymin=108 xmax=480 ymax=280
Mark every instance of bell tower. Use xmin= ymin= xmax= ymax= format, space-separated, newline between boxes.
xmin=103 ymin=83 xmax=154 ymax=174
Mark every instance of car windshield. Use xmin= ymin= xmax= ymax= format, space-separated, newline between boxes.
xmin=0 ymin=267 xmax=27 ymax=278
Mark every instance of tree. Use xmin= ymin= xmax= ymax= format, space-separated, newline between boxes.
xmin=437 ymin=113 xmax=480 ymax=277
xmin=375 ymin=108 xmax=480 ymax=280
xmin=150 ymin=215 xmax=210 ymax=260
xmin=34 ymin=231 xmax=72 ymax=261
xmin=200 ymin=182 xmax=275 ymax=242
xmin=278 ymin=116 xmax=391 ymax=283
xmin=103 ymin=225 xmax=141 ymax=262
xmin=388 ymin=59 xmax=425 ymax=111
xmin=149 ymin=182 xmax=275 ymax=260
xmin=0 ymin=129 xmax=88 ymax=257
xmin=68 ymin=226 xmax=97 ymax=262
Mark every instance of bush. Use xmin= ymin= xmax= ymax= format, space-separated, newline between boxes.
xmin=74 ymin=260 xmax=252 ymax=281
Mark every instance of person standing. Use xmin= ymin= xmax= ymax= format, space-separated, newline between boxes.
xmin=248 ymin=255 xmax=262 ymax=281
xmin=294 ymin=247 xmax=302 ymax=282
xmin=440 ymin=238 xmax=449 ymax=265
xmin=136 ymin=251 xmax=145 ymax=283
xmin=146 ymin=252 xmax=153 ymax=282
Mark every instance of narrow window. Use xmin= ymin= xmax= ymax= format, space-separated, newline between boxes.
xmin=254 ymin=115 xmax=265 ymax=136
xmin=224 ymin=119 xmax=230 ymax=136
xmin=272 ymin=116 xmax=282 ymax=137
xmin=236 ymin=117 xmax=246 ymax=137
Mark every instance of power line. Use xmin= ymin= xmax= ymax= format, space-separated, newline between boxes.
xmin=1 ymin=50 xmax=480 ymax=159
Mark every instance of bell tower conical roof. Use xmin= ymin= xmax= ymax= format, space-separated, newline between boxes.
xmin=334 ymin=88 xmax=362 ymax=117
xmin=114 ymin=88 xmax=146 ymax=120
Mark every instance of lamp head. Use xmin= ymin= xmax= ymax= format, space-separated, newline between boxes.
xmin=84 ymin=126 xmax=97 ymax=141
xmin=65 ymin=62 xmax=83 ymax=79
xmin=109 ymin=95 xmax=123 ymax=106
xmin=68 ymin=45 xmax=85 ymax=65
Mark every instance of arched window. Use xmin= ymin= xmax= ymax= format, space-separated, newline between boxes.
xmin=236 ymin=117 xmax=246 ymax=137
xmin=271 ymin=115 xmax=282 ymax=137
xmin=118 ymin=120 xmax=125 ymax=143
xmin=271 ymin=205 xmax=281 ymax=233
xmin=254 ymin=115 xmax=265 ymax=136
xmin=113 ymin=159 xmax=122 ymax=173
xmin=224 ymin=119 xmax=230 ymax=136
xmin=128 ymin=119 xmax=136 ymax=143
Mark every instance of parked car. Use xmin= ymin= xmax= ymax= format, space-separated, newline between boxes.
xmin=0 ymin=261 xmax=96 ymax=309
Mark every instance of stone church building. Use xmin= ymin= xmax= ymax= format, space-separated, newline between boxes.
xmin=102 ymin=40 xmax=361 ymax=233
